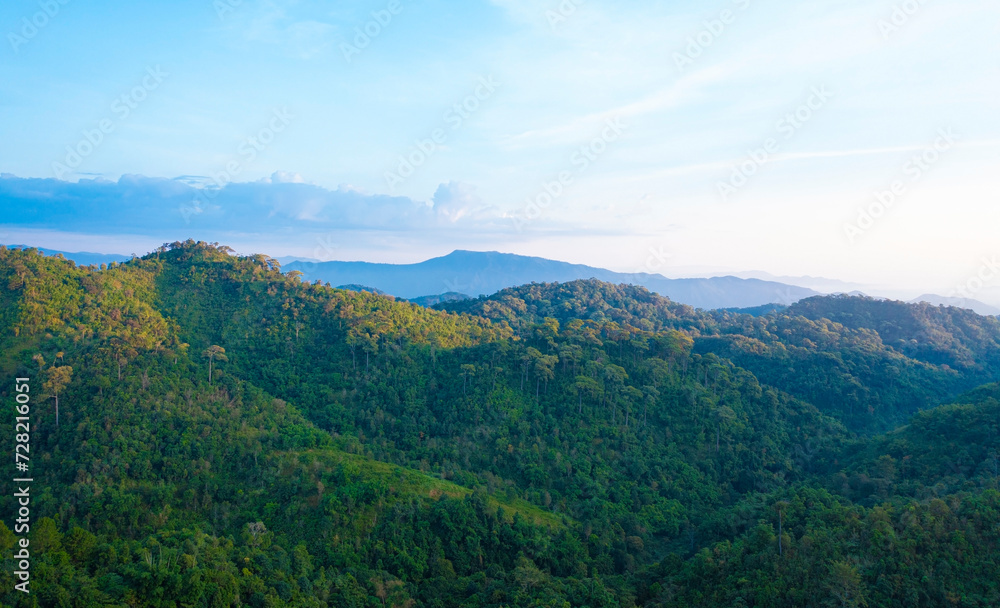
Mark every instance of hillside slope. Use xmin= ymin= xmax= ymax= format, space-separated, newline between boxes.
xmin=1 ymin=242 xmax=999 ymax=607
xmin=441 ymin=279 xmax=1000 ymax=432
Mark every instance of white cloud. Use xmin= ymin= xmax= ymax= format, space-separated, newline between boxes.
xmin=266 ymin=170 xmax=306 ymax=184
xmin=432 ymin=181 xmax=485 ymax=222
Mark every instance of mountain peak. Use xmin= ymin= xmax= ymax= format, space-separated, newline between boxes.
xmin=286 ymin=250 xmax=819 ymax=308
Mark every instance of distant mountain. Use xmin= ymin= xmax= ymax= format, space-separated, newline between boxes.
xmin=336 ymin=284 xmax=388 ymax=295
xmin=408 ymin=292 xmax=471 ymax=307
xmin=910 ymin=293 xmax=1000 ymax=316
xmin=728 ymin=270 xmax=869 ymax=293
xmin=276 ymin=255 xmax=323 ymax=266
xmin=287 ymin=250 xmax=819 ymax=309
xmin=3 ymin=244 xmax=130 ymax=266
xmin=719 ymin=303 xmax=788 ymax=316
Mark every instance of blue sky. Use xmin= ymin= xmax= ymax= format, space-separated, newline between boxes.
xmin=1 ymin=0 xmax=999 ymax=300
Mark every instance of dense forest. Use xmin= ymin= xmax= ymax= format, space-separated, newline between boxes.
xmin=1 ymin=241 xmax=998 ymax=607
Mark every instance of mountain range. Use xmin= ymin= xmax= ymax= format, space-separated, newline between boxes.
xmin=8 ymin=245 xmax=1000 ymax=315
xmin=284 ymin=250 xmax=820 ymax=309
xmin=4 ymin=244 xmax=131 ymax=267
xmin=909 ymin=293 xmax=1000 ymax=316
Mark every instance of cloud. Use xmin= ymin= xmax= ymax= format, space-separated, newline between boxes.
xmin=265 ymin=170 xmax=306 ymax=184
xmin=222 ymin=1 xmax=336 ymax=59
xmin=0 ymin=173 xmax=507 ymax=236
xmin=432 ymin=181 xmax=484 ymax=222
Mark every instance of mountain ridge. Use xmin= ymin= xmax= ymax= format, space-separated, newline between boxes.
xmin=286 ymin=249 xmax=821 ymax=309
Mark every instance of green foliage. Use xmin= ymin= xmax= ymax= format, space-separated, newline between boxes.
xmin=445 ymin=280 xmax=1000 ymax=433
xmin=0 ymin=242 xmax=998 ymax=606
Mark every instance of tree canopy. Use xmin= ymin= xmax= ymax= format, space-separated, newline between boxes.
xmin=1 ymin=241 xmax=998 ymax=607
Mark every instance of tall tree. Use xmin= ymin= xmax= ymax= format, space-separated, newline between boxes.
xmin=44 ymin=365 xmax=73 ymax=427
xmin=773 ymin=500 xmax=790 ymax=557
xmin=203 ymin=345 xmax=228 ymax=384
xmin=460 ymin=364 xmax=476 ymax=395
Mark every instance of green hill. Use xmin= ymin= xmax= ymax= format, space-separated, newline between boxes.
xmin=443 ymin=281 xmax=1000 ymax=433
xmin=1 ymin=242 xmax=999 ymax=607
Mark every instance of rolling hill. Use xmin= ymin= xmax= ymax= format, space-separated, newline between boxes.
xmin=1 ymin=241 xmax=999 ymax=606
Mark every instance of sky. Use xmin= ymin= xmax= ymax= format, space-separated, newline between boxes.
xmin=1 ymin=0 xmax=999 ymax=302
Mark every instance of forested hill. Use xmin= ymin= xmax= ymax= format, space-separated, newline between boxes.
xmin=787 ymin=294 xmax=1000 ymax=370
xmin=0 ymin=242 xmax=998 ymax=607
xmin=435 ymin=280 xmax=707 ymax=332
xmin=440 ymin=280 xmax=1000 ymax=433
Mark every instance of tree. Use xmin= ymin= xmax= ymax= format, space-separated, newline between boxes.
xmin=644 ymin=357 xmax=671 ymax=389
xmin=108 ymin=336 xmax=138 ymax=382
xmin=621 ymin=386 xmax=643 ymax=428
xmin=95 ymin=375 xmax=111 ymax=398
xmin=827 ymin=560 xmax=867 ymax=607
xmin=641 ymin=385 xmax=659 ymax=426
xmin=603 ymin=364 xmax=628 ymax=419
xmin=460 ymin=364 xmax=476 ymax=395
xmin=773 ymin=500 xmax=790 ymax=557
xmin=534 ymin=355 xmax=557 ymax=397
xmin=203 ymin=345 xmax=228 ymax=384
xmin=714 ymin=406 xmax=737 ymax=452
xmin=33 ymin=518 xmax=63 ymax=553
xmin=44 ymin=366 xmax=72 ymax=427
xmin=572 ymin=376 xmax=602 ymax=414
xmin=245 ymin=521 xmax=268 ymax=547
